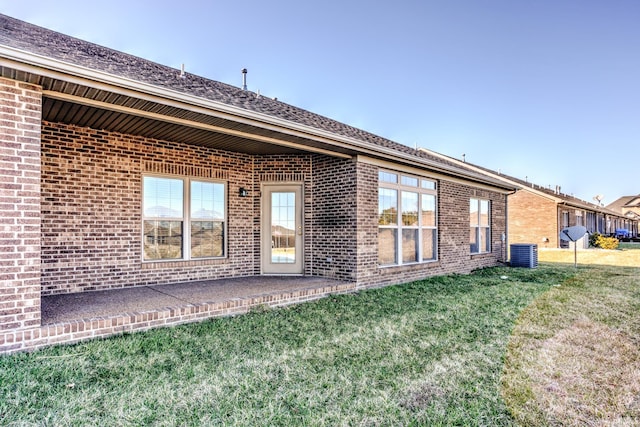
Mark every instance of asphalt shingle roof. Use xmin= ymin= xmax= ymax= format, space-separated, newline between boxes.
xmin=0 ymin=13 xmax=481 ymax=176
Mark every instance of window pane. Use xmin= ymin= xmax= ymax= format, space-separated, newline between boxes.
xmin=480 ymin=200 xmax=489 ymax=226
xmin=421 ymin=179 xmax=436 ymax=190
xmin=422 ymin=228 xmax=436 ymax=261
xmin=143 ymin=220 xmax=183 ymax=260
xmin=143 ymin=177 xmax=183 ymax=218
xmin=421 ymin=194 xmax=436 ymax=227
xmin=378 ymin=229 xmax=397 ymax=265
xmin=191 ymin=181 xmax=224 ymax=220
xmin=401 ymin=175 xmax=418 ymax=187
xmin=402 ymin=229 xmax=418 ymax=263
xmin=470 ymin=227 xmax=479 ymax=253
xmin=379 ymin=188 xmax=398 ymax=225
xmin=191 ymin=221 xmax=224 ymax=258
xmin=379 ymin=171 xmax=397 ymax=183
xmin=401 ymin=191 xmax=418 ymax=226
xmin=271 ymin=192 xmax=296 ymax=264
xmin=470 ymin=198 xmax=478 ymax=227
xmin=481 ymin=227 xmax=490 ymax=253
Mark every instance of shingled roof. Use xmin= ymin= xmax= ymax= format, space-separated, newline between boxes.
xmin=0 ymin=13 xmax=514 ymax=190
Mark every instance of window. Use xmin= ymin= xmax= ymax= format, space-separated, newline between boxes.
xmin=378 ymin=170 xmax=437 ymax=265
xmin=143 ymin=176 xmax=225 ymax=261
xmin=470 ymin=198 xmax=490 ymax=254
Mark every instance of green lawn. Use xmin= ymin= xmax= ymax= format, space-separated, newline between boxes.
xmin=1 ymin=261 xmax=637 ymax=426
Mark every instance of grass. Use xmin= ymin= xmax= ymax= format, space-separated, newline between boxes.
xmin=2 ymin=253 xmax=638 ymax=426
xmin=0 ymin=267 xmax=572 ymax=426
xmin=502 ymin=252 xmax=640 ymax=425
xmin=538 ymin=242 xmax=640 ymax=267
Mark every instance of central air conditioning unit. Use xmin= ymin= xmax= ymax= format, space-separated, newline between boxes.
xmin=510 ymin=244 xmax=538 ymax=268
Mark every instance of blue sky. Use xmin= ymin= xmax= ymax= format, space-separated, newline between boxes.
xmin=2 ymin=0 xmax=639 ymax=205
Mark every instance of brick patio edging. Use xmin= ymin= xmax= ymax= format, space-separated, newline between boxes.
xmin=0 ymin=282 xmax=356 ymax=354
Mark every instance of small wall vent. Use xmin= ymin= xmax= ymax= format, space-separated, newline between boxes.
xmin=510 ymin=244 xmax=538 ymax=268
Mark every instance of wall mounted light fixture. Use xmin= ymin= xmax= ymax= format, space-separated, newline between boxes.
xmin=239 ymin=187 xmax=249 ymax=197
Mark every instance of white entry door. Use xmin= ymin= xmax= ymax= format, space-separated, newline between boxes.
xmin=262 ymin=184 xmax=303 ymax=274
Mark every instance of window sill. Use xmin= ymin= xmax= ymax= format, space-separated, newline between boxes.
xmin=378 ymin=260 xmax=440 ymax=272
xmin=470 ymin=252 xmax=492 ymax=259
xmin=141 ymin=258 xmax=228 ymax=269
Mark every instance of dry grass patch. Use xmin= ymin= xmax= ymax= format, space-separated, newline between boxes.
xmin=539 ymin=246 xmax=640 ymax=267
xmin=532 ymin=318 xmax=640 ymax=425
xmin=502 ymin=263 xmax=640 ymax=426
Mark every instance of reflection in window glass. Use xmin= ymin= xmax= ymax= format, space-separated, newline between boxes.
xmin=421 ymin=179 xmax=436 ymax=190
xmin=379 ymin=171 xmax=398 ymax=183
xmin=378 ymin=229 xmax=397 ymax=265
xmin=422 ymin=228 xmax=436 ymax=261
xmin=143 ymin=176 xmax=226 ymax=261
xmin=378 ymin=188 xmax=398 ymax=225
xmin=271 ymin=192 xmax=296 ymax=264
xmin=143 ymin=177 xmax=183 ymax=218
xmin=401 ymin=175 xmax=418 ymax=187
xmin=191 ymin=221 xmax=224 ymax=258
xmin=191 ymin=181 xmax=224 ymax=220
xmin=401 ymin=192 xmax=419 ymax=226
xmin=143 ymin=220 xmax=183 ymax=260
xmin=402 ymin=229 xmax=418 ymax=263
xmin=421 ymin=194 xmax=436 ymax=227
xmin=470 ymin=198 xmax=491 ymax=254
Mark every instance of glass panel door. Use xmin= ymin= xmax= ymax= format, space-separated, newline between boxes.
xmin=271 ymin=191 xmax=296 ymax=263
xmin=262 ymin=184 xmax=303 ymax=274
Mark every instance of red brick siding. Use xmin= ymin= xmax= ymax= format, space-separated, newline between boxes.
xmin=509 ymin=190 xmax=558 ymax=248
xmin=310 ymin=155 xmax=358 ymax=281
xmin=0 ymin=78 xmax=42 ymax=332
xmin=41 ymin=121 xmax=258 ymax=294
xmin=355 ymin=169 xmax=508 ymax=289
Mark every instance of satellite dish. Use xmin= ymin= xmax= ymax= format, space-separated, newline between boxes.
xmin=559 ymin=225 xmax=587 ymax=242
xmin=593 ymin=195 xmax=604 ymax=206
xmin=559 ymin=225 xmax=588 ymax=268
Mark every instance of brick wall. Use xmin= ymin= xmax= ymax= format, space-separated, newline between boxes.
xmin=41 ymin=121 xmax=259 ymax=294
xmin=310 ymin=155 xmax=358 ymax=281
xmin=509 ymin=189 xmax=558 ymax=248
xmin=0 ymin=78 xmax=42 ymax=331
xmin=355 ymin=167 xmax=508 ymax=289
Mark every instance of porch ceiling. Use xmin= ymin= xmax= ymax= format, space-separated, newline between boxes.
xmin=3 ymin=65 xmax=358 ymax=157
xmin=42 ymin=97 xmax=312 ymax=155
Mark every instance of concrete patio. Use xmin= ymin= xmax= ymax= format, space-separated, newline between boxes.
xmin=2 ymin=277 xmax=356 ymax=353
xmin=42 ymin=276 xmax=354 ymax=324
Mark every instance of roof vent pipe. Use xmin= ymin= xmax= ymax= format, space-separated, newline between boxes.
xmin=241 ymin=68 xmax=248 ymax=90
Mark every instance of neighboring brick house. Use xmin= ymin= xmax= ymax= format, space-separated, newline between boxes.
xmin=419 ymin=148 xmax=638 ymax=250
xmin=1 ymin=15 xmax=515 ymax=352
xmin=607 ymin=195 xmax=640 ymax=230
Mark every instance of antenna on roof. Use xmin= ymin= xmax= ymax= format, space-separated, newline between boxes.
xmin=241 ymin=68 xmax=248 ymax=90
xmin=462 ymin=153 xmax=466 ymax=162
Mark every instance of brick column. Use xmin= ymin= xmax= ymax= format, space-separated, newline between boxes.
xmin=0 ymin=77 xmax=42 ymax=334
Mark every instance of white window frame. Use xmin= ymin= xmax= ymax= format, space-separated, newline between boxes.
xmin=378 ymin=170 xmax=438 ymax=266
xmin=470 ymin=198 xmax=491 ymax=254
xmin=142 ymin=174 xmax=227 ymax=262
